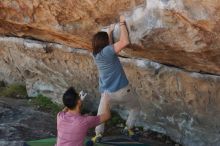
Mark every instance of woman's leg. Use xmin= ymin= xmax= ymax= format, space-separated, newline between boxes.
xmin=95 ymin=85 xmax=141 ymax=135
xmin=95 ymin=93 xmax=108 ymax=135
xmin=109 ymin=85 xmax=141 ymax=129
xmin=95 ymin=89 xmax=125 ymax=135
xmin=124 ymin=87 xmax=141 ymax=130
xmin=110 ymin=85 xmax=141 ymax=129
xmin=126 ymin=107 xmax=140 ymax=129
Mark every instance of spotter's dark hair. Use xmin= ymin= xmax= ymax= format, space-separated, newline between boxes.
xmin=62 ymin=87 xmax=79 ymax=109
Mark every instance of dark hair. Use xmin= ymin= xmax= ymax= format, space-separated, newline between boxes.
xmin=62 ymin=87 xmax=79 ymax=109
xmin=92 ymin=31 xmax=109 ymax=54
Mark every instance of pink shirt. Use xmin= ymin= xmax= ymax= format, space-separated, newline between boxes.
xmin=56 ymin=111 xmax=100 ymax=146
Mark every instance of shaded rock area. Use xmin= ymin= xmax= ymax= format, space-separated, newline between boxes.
xmin=0 ymin=0 xmax=220 ymax=75
xmin=0 ymin=37 xmax=219 ymax=146
xmin=0 ymin=96 xmax=180 ymax=146
xmin=0 ymin=97 xmax=56 ymax=145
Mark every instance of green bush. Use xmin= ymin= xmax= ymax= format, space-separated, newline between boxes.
xmin=31 ymin=94 xmax=62 ymax=116
xmin=0 ymin=82 xmax=62 ymax=116
xmin=0 ymin=81 xmax=6 ymax=87
xmin=0 ymin=83 xmax=27 ymax=98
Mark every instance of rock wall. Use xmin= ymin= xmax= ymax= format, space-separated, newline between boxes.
xmin=0 ymin=97 xmax=56 ymax=145
xmin=0 ymin=0 xmax=220 ymax=75
xmin=0 ymin=37 xmax=220 ymax=146
xmin=0 ymin=0 xmax=220 ymax=146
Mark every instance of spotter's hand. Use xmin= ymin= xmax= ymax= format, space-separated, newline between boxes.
xmin=79 ymin=90 xmax=87 ymax=101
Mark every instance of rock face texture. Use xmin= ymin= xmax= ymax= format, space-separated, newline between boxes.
xmin=0 ymin=0 xmax=144 ymax=51
xmin=0 ymin=37 xmax=220 ymax=146
xmin=0 ymin=97 xmax=56 ymax=146
xmin=0 ymin=0 xmax=220 ymax=146
xmin=0 ymin=0 xmax=220 ymax=75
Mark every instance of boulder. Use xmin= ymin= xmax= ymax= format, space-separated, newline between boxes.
xmin=0 ymin=97 xmax=56 ymax=144
xmin=0 ymin=37 xmax=220 ymax=146
xmin=0 ymin=0 xmax=220 ymax=75
xmin=0 ymin=0 xmax=220 ymax=145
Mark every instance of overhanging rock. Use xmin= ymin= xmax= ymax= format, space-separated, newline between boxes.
xmin=0 ymin=0 xmax=220 ymax=75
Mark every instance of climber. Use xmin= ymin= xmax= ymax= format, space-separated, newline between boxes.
xmin=91 ymin=15 xmax=141 ymax=142
xmin=56 ymin=87 xmax=111 ymax=146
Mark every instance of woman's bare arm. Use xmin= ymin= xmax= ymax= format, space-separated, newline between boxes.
xmin=113 ymin=15 xmax=130 ymax=54
xmin=107 ymin=24 xmax=115 ymax=45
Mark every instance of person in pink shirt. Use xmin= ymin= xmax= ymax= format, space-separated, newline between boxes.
xmin=56 ymin=87 xmax=111 ymax=146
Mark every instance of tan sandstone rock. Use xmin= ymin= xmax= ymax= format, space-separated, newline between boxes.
xmin=0 ymin=37 xmax=220 ymax=146
xmin=0 ymin=0 xmax=220 ymax=146
xmin=0 ymin=0 xmax=219 ymax=75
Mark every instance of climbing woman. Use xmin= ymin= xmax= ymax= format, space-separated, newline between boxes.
xmin=91 ymin=15 xmax=141 ymax=142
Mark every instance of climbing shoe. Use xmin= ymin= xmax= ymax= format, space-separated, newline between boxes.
xmin=91 ymin=133 xmax=103 ymax=143
xmin=122 ymin=126 xmax=140 ymax=141
xmin=122 ymin=126 xmax=135 ymax=137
